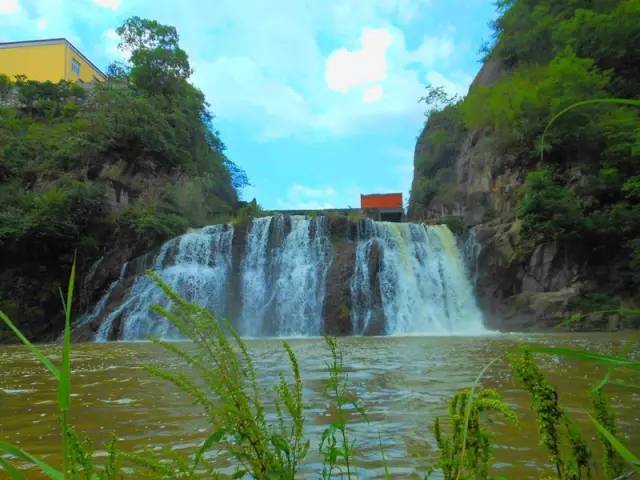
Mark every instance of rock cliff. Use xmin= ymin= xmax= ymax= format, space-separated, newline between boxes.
xmin=409 ymin=59 xmax=636 ymax=330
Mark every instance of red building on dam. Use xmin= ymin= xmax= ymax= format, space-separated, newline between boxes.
xmin=267 ymin=192 xmax=406 ymax=222
xmin=360 ymin=193 xmax=404 ymax=222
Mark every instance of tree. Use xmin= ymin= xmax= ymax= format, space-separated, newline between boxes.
xmin=419 ymin=85 xmax=458 ymax=119
xmin=116 ymin=16 xmax=192 ymax=95
xmin=105 ymin=61 xmax=129 ymax=81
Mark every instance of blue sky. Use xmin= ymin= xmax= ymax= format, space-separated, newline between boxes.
xmin=0 ymin=0 xmax=498 ymax=209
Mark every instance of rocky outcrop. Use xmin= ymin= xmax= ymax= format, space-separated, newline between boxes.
xmin=469 ymin=221 xmax=587 ymax=329
xmin=409 ymin=58 xmax=633 ymax=330
xmin=322 ymin=216 xmax=357 ymax=335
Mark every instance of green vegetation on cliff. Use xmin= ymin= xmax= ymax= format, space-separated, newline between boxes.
xmin=0 ymin=17 xmax=245 ymax=340
xmin=410 ymin=0 xmax=640 ymax=305
xmin=412 ymin=91 xmax=466 ymax=211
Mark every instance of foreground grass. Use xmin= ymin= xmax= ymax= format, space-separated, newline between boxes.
xmin=1 ymin=266 xmax=639 ymax=479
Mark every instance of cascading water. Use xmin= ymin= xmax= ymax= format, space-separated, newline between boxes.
xmin=78 ymin=262 xmax=128 ymax=330
xmin=350 ymin=220 xmax=485 ymax=335
xmin=88 ymin=215 xmax=486 ymax=341
xmin=95 ymin=224 xmax=234 ymax=342
xmin=240 ymin=215 xmax=332 ymax=337
xmin=463 ymin=227 xmax=482 ymax=288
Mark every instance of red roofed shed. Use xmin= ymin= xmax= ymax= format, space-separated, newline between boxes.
xmin=360 ymin=193 xmax=404 ymax=222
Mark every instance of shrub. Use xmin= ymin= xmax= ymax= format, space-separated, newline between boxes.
xmin=510 ymin=349 xmax=592 ymax=480
xmin=411 ymin=103 xmax=466 ymax=215
xmin=0 ymin=73 xmax=11 ymax=98
xmin=463 ymin=52 xmax=609 ymax=151
xmin=116 ymin=207 xmax=188 ymax=252
xmin=518 ymin=168 xmax=584 ymax=241
xmin=429 ymin=387 xmax=517 ymax=480
xmin=145 ymin=271 xmax=309 ymax=479
xmin=0 ymin=181 xmax=107 ymax=243
xmin=231 ymin=199 xmax=265 ymax=227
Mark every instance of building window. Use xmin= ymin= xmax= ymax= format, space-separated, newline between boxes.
xmin=71 ymin=59 xmax=81 ymax=76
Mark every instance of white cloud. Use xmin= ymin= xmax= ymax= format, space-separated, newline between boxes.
xmin=408 ymin=34 xmax=455 ymax=66
xmin=92 ymin=0 xmax=120 ymax=11
xmin=0 ymin=0 xmax=88 ymax=45
xmin=104 ymin=28 xmax=130 ymax=60
xmin=0 ymin=0 xmax=19 ymax=15
xmin=111 ymin=0 xmax=477 ymax=141
xmin=426 ymin=70 xmax=473 ymax=98
xmin=325 ymin=28 xmax=392 ymax=93
xmin=0 ymin=0 xmax=477 ymax=142
xmin=193 ymin=55 xmax=315 ymax=141
xmin=362 ymin=84 xmax=383 ymax=103
xmin=277 ymin=184 xmax=338 ymax=210
xmin=193 ymin=21 xmax=468 ymax=140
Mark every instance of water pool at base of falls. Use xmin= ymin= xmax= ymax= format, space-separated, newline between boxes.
xmin=1 ymin=333 xmax=638 ymax=479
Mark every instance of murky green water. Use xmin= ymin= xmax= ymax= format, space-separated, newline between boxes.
xmin=1 ymin=333 xmax=639 ymax=479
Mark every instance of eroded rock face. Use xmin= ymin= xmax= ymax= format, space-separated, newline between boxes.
xmin=408 ymin=58 xmax=628 ymax=330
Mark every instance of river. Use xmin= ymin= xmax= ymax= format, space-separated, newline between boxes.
xmin=1 ymin=333 xmax=638 ymax=478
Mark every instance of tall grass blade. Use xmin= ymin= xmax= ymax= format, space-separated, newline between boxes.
xmin=593 ymin=368 xmax=613 ymax=392
xmin=589 ymin=414 xmax=640 ymax=474
xmin=526 ymin=346 xmax=640 ymax=368
xmin=0 ymin=311 xmax=60 ymax=380
xmin=0 ymin=442 xmax=63 ymax=480
xmin=190 ymin=429 xmax=225 ymax=476
xmin=456 ymin=355 xmax=501 ymax=480
xmin=541 ymin=98 xmax=640 ymax=162
xmin=0 ymin=457 xmax=26 ymax=480
xmin=58 ymin=255 xmax=75 ymax=413
xmin=58 ymin=256 xmax=76 ymax=479
xmin=377 ymin=432 xmax=392 ymax=480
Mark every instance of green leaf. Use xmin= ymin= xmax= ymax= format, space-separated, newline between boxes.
xmin=58 ymin=256 xmax=76 ymax=413
xmin=0 ymin=442 xmax=63 ymax=480
xmin=457 ymin=355 xmax=502 ymax=480
xmin=589 ymin=414 xmax=640 ymax=474
xmin=0 ymin=457 xmax=26 ymax=480
xmin=270 ymin=435 xmax=290 ymax=455
xmin=0 ymin=311 xmax=60 ymax=381
xmin=526 ymin=346 xmax=640 ymax=368
xmin=190 ymin=428 xmax=225 ymax=475
xmin=232 ymin=469 xmax=247 ymax=479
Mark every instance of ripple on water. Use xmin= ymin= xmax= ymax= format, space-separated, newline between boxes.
xmin=0 ymin=333 xmax=638 ymax=479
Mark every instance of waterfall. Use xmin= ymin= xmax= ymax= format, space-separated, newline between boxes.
xmin=88 ymin=215 xmax=486 ymax=341
xmin=80 ymin=262 xmax=128 ymax=331
xmin=95 ymin=224 xmax=234 ymax=342
xmin=240 ymin=215 xmax=332 ymax=337
xmin=350 ymin=220 xmax=485 ymax=335
xmin=462 ymin=227 xmax=482 ymax=288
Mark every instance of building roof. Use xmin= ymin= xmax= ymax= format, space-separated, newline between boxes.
xmin=361 ymin=193 xmax=403 ymax=209
xmin=0 ymin=38 xmax=106 ymax=78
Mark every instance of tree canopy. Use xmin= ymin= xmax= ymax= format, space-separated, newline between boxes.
xmin=0 ymin=17 xmax=248 ymax=338
xmin=410 ymin=0 xmax=640 ymax=291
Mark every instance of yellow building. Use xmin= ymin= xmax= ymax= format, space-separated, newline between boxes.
xmin=0 ymin=38 xmax=106 ymax=83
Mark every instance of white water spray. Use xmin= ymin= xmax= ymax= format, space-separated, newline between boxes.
xmin=350 ymin=220 xmax=485 ymax=335
xmin=95 ymin=225 xmax=233 ymax=342
xmin=240 ymin=215 xmax=332 ymax=337
xmin=89 ymin=216 xmax=485 ymax=341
